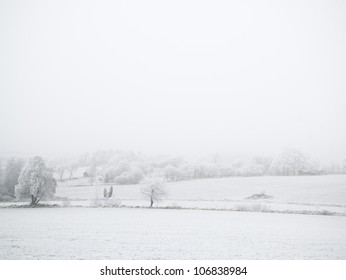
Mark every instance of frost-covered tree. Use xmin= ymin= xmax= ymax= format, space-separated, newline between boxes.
xmin=164 ymin=165 xmax=180 ymax=181
xmin=112 ymin=167 xmax=144 ymax=185
xmin=269 ymin=149 xmax=312 ymax=176
xmin=3 ymin=158 xmax=24 ymax=196
xmin=140 ymin=175 xmax=167 ymax=207
xmin=0 ymin=164 xmax=11 ymax=201
xmin=15 ymin=156 xmax=56 ymax=206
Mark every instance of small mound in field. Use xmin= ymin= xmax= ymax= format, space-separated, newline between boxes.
xmin=246 ymin=193 xmax=273 ymax=200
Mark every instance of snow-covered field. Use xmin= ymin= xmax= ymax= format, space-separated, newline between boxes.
xmin=1 ymin=207 xmax=346 ymax=259
xmin=1 ymin=175 xmax=346 ymax=259
xmin=55 ymin=175 xmax=346 ymax=214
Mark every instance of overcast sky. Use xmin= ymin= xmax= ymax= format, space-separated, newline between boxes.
xmin=1 ymin=0 xmax=345 ymax=162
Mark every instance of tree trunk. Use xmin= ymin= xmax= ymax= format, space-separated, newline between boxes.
xmin=30 ymin=195 xmax=37 ymax=207
xmin=150 ymin=198 xmax=153 ymax=208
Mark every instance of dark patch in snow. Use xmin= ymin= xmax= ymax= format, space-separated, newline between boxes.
xmin=246 ymin=193 xmax=273 ymax=200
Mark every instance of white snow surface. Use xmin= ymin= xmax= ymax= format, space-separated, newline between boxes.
xmin=53 ymin=175 xmax=346 ymax=214
xmin=1 ymin=208 xmax=346 ymax=259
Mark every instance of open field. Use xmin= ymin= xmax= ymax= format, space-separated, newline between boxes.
xmin=54 ymin=175 xmax=346 ymax=214
xmin=2 ymin=176 xmax=346 ymax=259
xmin=1 ymin=207 xmax=346 ymax=259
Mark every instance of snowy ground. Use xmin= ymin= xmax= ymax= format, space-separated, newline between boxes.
xmin=1 ymin=207 xmax=346 ymax=259
xmin=1 ymin=175 xmax=346 ymax=259
xmin=53 ymin=175 xmax=346 ymax=214
xmin=56 ymin=175 xmax=346 ymax=204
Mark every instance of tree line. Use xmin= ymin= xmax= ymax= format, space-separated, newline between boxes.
xmin=1 ymin=148 xmax=346 ymax=204
xmin=52 ymin=149 xmax=346 ymax=184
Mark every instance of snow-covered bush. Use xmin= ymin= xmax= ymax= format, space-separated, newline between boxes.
xmin=114 ymin=168 xmax=144 ymax=185
xmin=62 ymin=199 xmax=71 ymax=207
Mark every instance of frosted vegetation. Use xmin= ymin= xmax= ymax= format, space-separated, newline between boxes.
xmin=0 ymin=148 xmax=346 ymax=211
xmin=50 ymin=149 xmax=346 ymax=185
xmin=1 ymin=149 xmax=346 ymax=259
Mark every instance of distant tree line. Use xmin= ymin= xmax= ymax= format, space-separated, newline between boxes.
xmin=81 ymin=149 xmax=346 ymax=184
xmin=1 ymin=149 xmax=346 ymax=204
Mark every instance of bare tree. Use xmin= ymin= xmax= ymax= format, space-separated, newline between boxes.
xmin=67 ymin=162 xmax=77 ymax=179
xmin=140 ymin=175 xmax=167 ymax=207
xmin=57 ymin=165 xmax=66 ymax=182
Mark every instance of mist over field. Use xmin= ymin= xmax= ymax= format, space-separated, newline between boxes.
xmin=1 ymin=0 xmax=346 ymax=163
xmin=1 ymin=0 xmax=346 ymax=260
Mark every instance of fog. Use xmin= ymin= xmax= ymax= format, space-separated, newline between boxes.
xmin=1 ymin=0 xmax=345 ymax=162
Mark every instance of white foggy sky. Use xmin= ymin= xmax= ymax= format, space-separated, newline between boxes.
xmin=0 ymin=0 xmax=346 ymax=161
